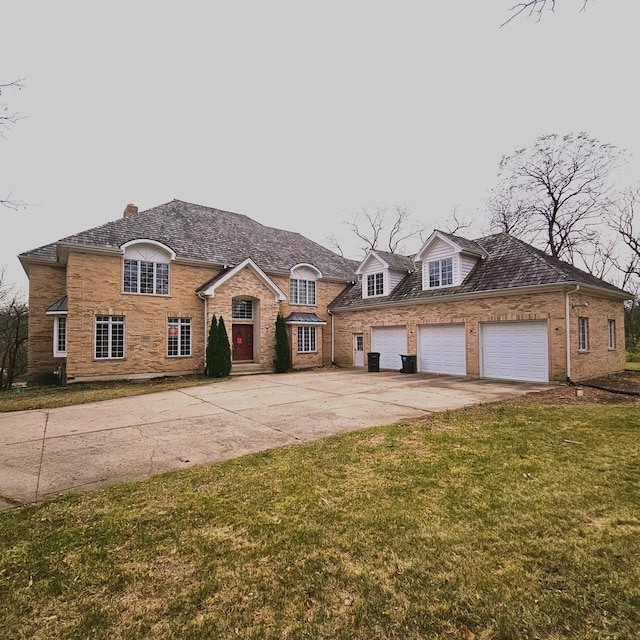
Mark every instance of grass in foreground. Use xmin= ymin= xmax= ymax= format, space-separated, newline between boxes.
xmin=1 ymin=401 xmax=639 ymax=639
xmin=626 ymin=361 xmax=640 ymax=371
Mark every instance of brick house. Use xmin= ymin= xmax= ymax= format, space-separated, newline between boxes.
xmin=19 ymin=201 xmax=630 ymax=385
xmin=18 ymin=200 xmax=358 ymax=384
xmin=329 ymin=230 xmax=630 ymax=382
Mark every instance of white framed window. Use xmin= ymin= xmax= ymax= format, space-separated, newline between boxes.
xmin=297 ymin=326 xmax=317 ymax=353
xmin=578 ymin=317 xmax=589 ymax=352
xmin=232 ymin=298 xmax=253 ymax=319
xmin=366 ymin=272 xmax=384 ymax=297
xmin=95 ymin=315 xmax=125 ymax=359
xmin=123 ymin=259 xmax=169 ymax=295
xmin=428 ymin=257 xmax=453 ymax=288
xmin=290 ymin=279 xmax=316 ymax=305
xmin=608 ymin=319 xmax=616 ymax=349
xmin=53 ymin=316 xmax=67 ymax=357
xmin=168 ymin=317 xmax=191 ymax=357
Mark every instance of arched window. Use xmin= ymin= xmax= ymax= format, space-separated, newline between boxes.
xmin=290 ymin=264 xmax=321 ymax=306
xmin=121 ymin=240 xmax=175 ymax=295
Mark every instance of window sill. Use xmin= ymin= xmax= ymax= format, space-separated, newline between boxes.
xmin=578 ymin=349 xmax=590 ymax=354
xmin=122 ymin=291 xmax=170 ymax=297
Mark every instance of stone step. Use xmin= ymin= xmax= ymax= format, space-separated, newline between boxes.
xmin=231 ymin=363 xmax=271 ymax=376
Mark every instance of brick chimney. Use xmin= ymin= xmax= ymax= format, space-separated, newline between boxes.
xmin=123 ymin=203 xmax=138 ymax=218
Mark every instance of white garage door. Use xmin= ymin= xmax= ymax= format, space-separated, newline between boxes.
xmin=481 ymin=322 xmax=549 ymax=382
xmin=418 ymin=324 xmax=466 ymax=375
xmin=371 ymin=326 xmax=407 ymax=370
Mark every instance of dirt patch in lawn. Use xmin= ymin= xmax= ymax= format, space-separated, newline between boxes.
xmin=518 ymin=370 xmax=640 ymax=406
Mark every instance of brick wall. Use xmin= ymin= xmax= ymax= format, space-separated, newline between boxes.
xmin=26 ymin=263 xmax=67 ymax=384
xmin=567 ymin=292 xmax=626 ymax=380
xmin=27 ymin=250 xmax=351 ymax=382
xmin=273 ymin=276 xmax=346 ymax=368
xmin=64 ymin=251 xmax=215 ymax=381
xmin=331 ymin=289 xmax=624 ymax=382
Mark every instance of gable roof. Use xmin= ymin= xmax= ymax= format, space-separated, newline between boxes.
xmin=330 ymin=232 xmax=631 ymax=310
xmin=355 ymin=248 xmax=415 ymax=275
xmin=197 ymin=258 xmax=287 ymax=300
xmin=19 ymin=199 xmax=359 ymax=281
xmin=414 ymin=229 xmax=487 ymax=262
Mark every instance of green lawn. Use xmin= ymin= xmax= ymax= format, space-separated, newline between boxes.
xmin=626 ymin=361 xmax=640 ymax=371
xmin=1 ymin=401 xmax=639 ymax=639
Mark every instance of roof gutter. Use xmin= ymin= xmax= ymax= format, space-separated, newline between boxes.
xmin=329 ymin=280 xmax=631 ymax=314
xmin=565 ymin=284 xmax=580 ymax=381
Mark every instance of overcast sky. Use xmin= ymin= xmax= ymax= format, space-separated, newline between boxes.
xmin=2 ymin=1 xmax=639 ymax=294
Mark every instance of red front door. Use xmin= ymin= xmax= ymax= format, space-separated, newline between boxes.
xmin=232 ymin=324 xmax=254 ymax=361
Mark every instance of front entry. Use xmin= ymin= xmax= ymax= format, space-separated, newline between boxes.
xmin=232 ymin=324 xmax=254 ymax=361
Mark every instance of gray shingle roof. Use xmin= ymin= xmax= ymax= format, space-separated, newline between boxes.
xmin=434 ymin=230 xmax=487 ymax=256
xmin=329 ymin=233 xmax=630 ymax=310
xmin=370 ymin=249 xmax=415 ymax=271
xmin=19 ymin=199 xmax=360 ymax=281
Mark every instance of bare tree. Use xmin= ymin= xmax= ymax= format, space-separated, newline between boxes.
xmin=1 ymin=78 xmax=27 ymax=210
xmin=609 ymin=186 xmax=640 ymax=283
xmin=343 ymin=204 xmax=425 ymax=255
xmin=502 ymin=0 xmax=590 ymax=26
xmin=0 ymin=271 xmax=28 ymax=390
xmin=324 ymin=234 xmax=345 ymax=257
xmin=443 ymin=207 xmax=473 ymax=236
xmin=485 ymin=186 xmax=533 ymax=237
xmin=487 ymin=132 xmax=624 ymax=265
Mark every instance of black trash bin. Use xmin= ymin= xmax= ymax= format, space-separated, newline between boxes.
xmin=367 ymin=352 xmax=380 ymax=372
xmin=400 ymin=354 xmax=417 ymax=374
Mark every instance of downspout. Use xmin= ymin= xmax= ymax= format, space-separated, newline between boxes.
xmin=328 ymin=308 xmax=335 ymax=365
xmin=198 ymin=292 xmax=208 ymax=374
xmin=565 ymin=284 xmax=580 ymax=382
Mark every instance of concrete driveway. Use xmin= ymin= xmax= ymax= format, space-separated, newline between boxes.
xmin=0 ymin=369 xmax=548 ymax=509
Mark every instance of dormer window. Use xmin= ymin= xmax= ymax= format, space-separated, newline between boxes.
xmin=416 ymin=231 xmax=486 ymax=291
xmin=367 ymin=272 xmax=384 ymax=297
xmin=290 ymin=264 xmax=321 ymax=306
xmin=121 ymin=240 xmax=175 ymax=296
xmin=428 ymin=258 xmax=453 ymax=288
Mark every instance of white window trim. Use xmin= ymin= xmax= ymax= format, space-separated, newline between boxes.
xmin=365 ymin=272 xmax=385 ymax=298
xmin=578 ymin=317 xmax=589 ymax=352
xmin=53 ymin=315 xmax=67 ymax=357
xmin=290 ymin=278 xmax=317 ymax=306
xmin=121 ymin=240 xmax=174 ymax=296
xmin=426 ymin=257 xmax=454 ymax=289
xmin=608 ymin=319 xmax=616 ymax=350
xmin=297 ymin=325 xmax=317 ymax=353
xmin=123 ymin=258 xmax=170 ymax=296
xmin=167 ymin=317 xmax=192 ymax=357
xmin=95 ymin=315 xmax=125 ymax=360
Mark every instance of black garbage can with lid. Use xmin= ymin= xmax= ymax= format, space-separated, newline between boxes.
xmin=367 ymin=352 xmax=380 ymax=372
xmin=400 ymin=354 xmax=417 ymax=374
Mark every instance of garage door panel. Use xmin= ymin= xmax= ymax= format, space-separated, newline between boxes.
xmin=481 ymin=322 xmax=548 ymax=382
xmin=418 ymin=324 xmax=466 ymax=375
xmin=371 ymin=326 xmax=406 ymax=370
